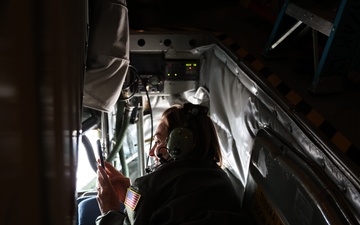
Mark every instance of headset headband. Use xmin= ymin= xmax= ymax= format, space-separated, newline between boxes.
xmin=183 ymin=103 xmax=209 ymax=116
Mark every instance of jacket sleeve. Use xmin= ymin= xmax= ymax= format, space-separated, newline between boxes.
xmin=95 ymin=210 xmax=126 ymax=225
xmin=83 ymin=0 xmax=130 ymax=112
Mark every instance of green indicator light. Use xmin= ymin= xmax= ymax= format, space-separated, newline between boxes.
xmin=185 ymin=63 xmax=191 ymax=67
xmin=193 ymin=63 xmax=197 ymax=66
xmin=175 ymin=73 xmax=177 ymax=76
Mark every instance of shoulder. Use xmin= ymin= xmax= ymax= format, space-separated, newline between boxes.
xmin=133 ymin=159 xmax=232 ymax=195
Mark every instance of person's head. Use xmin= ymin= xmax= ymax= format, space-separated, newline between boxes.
xmin=149 ymin=102 xmax=222 ymax=167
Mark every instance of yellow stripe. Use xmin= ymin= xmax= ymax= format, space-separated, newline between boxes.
xmin=236 ymin=48 xmax=249 ymax=58
xmin=211 ymin=31 xmax=224 ymax=36
xmin=222 ymin=37 xmax=235 ymax=46
xmin=251 ymin=60 xmax=264 ymax=71
xmin=267 ymin=74 xmax=282 ymax=87
xmin=332 ymin=132 xmax=352 ymax=153
xmin=285 ymin=90 xmax=302 ymax=106
xmin=306 ymin=110 xmax=325 ymax=127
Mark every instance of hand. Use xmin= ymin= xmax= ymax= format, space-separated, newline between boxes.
xmin=96 ymin=165 xmax=120 ymax=214
xmin=103 ymin=161 xmax=131 ymax=202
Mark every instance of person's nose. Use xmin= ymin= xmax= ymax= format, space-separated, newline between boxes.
xmin=149 ymin=144 xmax=155 ymax=157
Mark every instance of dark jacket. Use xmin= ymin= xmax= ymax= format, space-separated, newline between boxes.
xmin=96 ymin=158 xmax=251 ymax=225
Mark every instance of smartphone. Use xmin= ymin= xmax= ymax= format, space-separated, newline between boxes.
xmin=97 ymin=140 xmax=105 ymax=169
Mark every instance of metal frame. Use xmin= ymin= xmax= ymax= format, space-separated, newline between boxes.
xmin=263 ymin=0 xmax=360 ymax=94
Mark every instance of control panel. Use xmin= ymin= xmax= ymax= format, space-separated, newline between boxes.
xmin=165 ymin=60 xmax=200 ymax=81
xmin=127 ymin=31 xmax=210 ymax=96
xmin=128 ymin=52 xmax=201 ymax=95
xmin=137 ymin=74 xmax=164 ymax=94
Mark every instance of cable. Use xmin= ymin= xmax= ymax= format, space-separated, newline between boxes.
xmin=81 ymin=134 xmax=98 ymax=173
xmin=121 ymin=64 xmax=155 ymax=173
xmin=118 ymin=65 xmax=139 ymax=101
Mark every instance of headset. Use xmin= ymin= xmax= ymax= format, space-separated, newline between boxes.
xmin=166 ymin=103 xmax=209 ymax=160
xmin=145 ymin=103 xmax=208 ymax=173
xmin=166 ymin=127 xmax=195 ymax=160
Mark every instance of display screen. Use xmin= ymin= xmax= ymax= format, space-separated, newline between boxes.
xmin=165 ymin=60 xmax=200 ymax=80
xmin=130 ymin=53 xmax=165 ymax=75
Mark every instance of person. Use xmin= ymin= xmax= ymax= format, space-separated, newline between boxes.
xmin=95 ymin=102 xmax=252 ymax=225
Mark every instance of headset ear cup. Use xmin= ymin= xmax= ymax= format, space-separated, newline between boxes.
xmin=167 ymin=127 xmax=195 ymax=159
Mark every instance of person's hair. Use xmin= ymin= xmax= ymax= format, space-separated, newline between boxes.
xmin=160 ymin=102 xmax=222 ymax=166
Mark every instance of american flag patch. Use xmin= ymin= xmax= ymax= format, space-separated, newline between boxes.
xmin=124 ymin=188 xmax=141 ymax=211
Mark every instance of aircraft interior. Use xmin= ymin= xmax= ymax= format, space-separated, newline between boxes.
xmin=1 ymin=0 xmax=359 ymax=224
